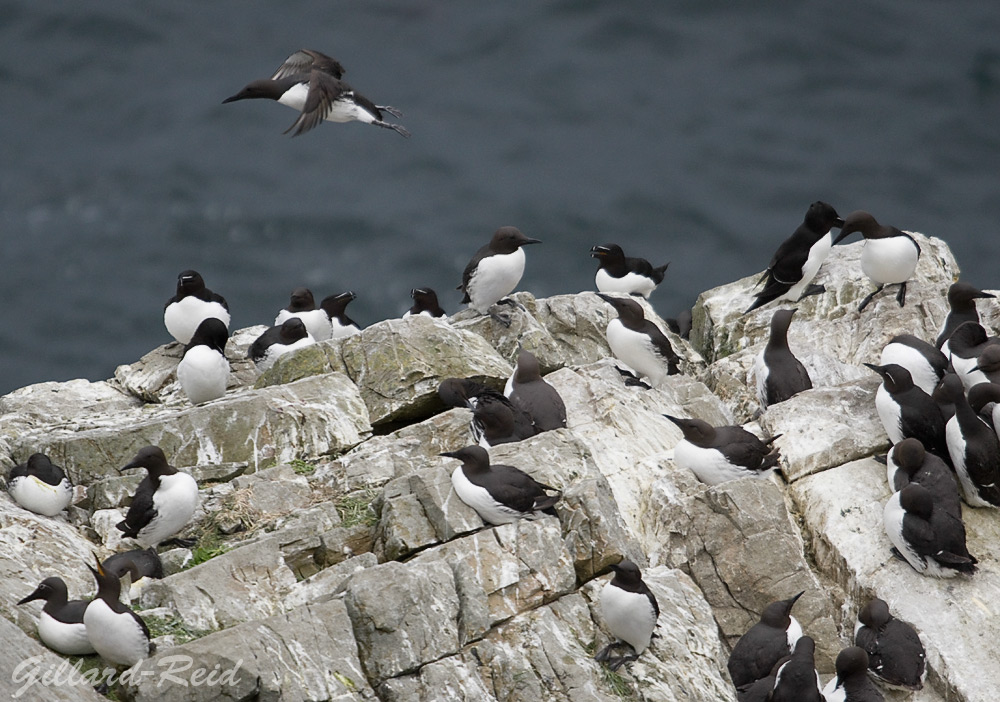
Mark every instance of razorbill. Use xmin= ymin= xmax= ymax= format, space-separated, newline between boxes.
xmin=458 ymin=227 xmax=541 ymax=321
xmin=727 ymin=591 xmax=804 ymax=689
xmin=176 ymin=317 xmax=230 ymax=405
xmin=768 ymin=635 xmax=824 ymax=702
xmin=320 ymin=291 xmax=361 ymax=339
xmin=19 ymin=577 xmax=95 ymax=655
xmin=223 ymin=48 xmax=410 ymax=137
xmin=878 ymin=334 xmax=948 ymax=395
xmin=590 ymin=243 xmax=669 ymax=299
xmin=7 ymin=453 xmax=74 ymax=517
xmin=745 ymin=201 xmax=844 ymax=313
xmin=883 ymin=483 xmax=977 ymax=577
xmin=753 ymin=308 xmax=811 ymax=409
xmin=854 ymin=598 xmax=925 ymax=691
xmin=821 ymin=646 xmax=884 ymax=702
xmin=833 ymin=210 xmax=920 ymax=311
xmin=84 ymin=554 xmax=154 ymax=666
xmin=943 ymin=321 xmax=1000 ymax=388
xmin=249 ymin=317 xmax=315 ymax=372
xmin=504 ymin=349 xmax=567 ymax=432
xmin=404 ymin=288 xmax=446 ymax=318
xmin=936 ymin=373 xmax=1000 ymax=508
xmin=441 ymin=445 xmax=560 ymax=525
xmin=664 ymin=414 xmax=780 ymax=485
xmin=597 ymin=293 xmax=680 ymax=387
xmin=274 ymin=287 xmax=333 ymax=341
xmin=163 ymin=269 xmax=230 ymax=346
xmin=864 ymin=363 xmax=948 ymax=460
xmin=935 ymin=282 xmax=995 ymax=349
xmin=116 ymin=445 xmax=199 ymax=548
xmin=594 ymin=559 xmax=659 ymax=671
xmin=885 ymin=438 xmax=962 ymax=519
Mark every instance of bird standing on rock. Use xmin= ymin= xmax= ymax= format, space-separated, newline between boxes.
xmin=274 ymin=287 xmax=332 ymax=342
xmin=163 ymin=269 xmax=230 ymax=346
xmin=883 ymin=483 xmax=977 ymax=577
xmin=936 ymin=373 xmax=1000 ymax=508
xmin=116 ymin=446 xmax=199 ymax=549
xmin=590 ymin=243 xmax=669 ymax=299
xmin=595 ymin=559 xmax=659 ymax=671
xmin=865 ymin=363 xmax=948 ymax=461
xmin=745 ymin=200 xmax=844 ymax=314
xmin=458 ymin=227 xmax=541 ymax=324
xmin=935 ymin=281 xmax=994 ymax=349
xmin=177 ymin=317 xmax=230 ymax=405
xmin=754 ymin=308 xmax=811 ymax=409
xmin=833 ymin=210 xmax=920 ymax=311
xmin=18 ymin=577 xmax=95 ymax=655
xmin=223 ymin=48 xmax=410 ymax=137
xmin=404 ymin=288 xmax=446 ymax=318
xmin=597 ymin=293 xmax=680 ymax=387
xmin=665 ymin=414 xmax=780 ymax=485
xmin=854 ymin=598 xmax=925 ymax=691
xmin=727 ymin=591 xmax=804 ymax=690
xmin=84 ymin=554 xmax=154 ymax=666
xmin=504 ymin=349 xmax=567 ymax=432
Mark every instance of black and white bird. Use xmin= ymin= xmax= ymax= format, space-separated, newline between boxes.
xmin=471 ymin=394 xmax=539 ymax=446
xmin=249 ymin=317 xmax=315 ymax=372
xmin=935 ymin=282 xmax=995 ymax=349
xmin=878 ymin=334 xmax=948 ymax=395
xmin=967 ymin=381 xmax=1000 ymax=437
xmin=458 ymin=227 xmax=541 ymax=320
xmin=821 ymin=646 xmax=885 ymax=702
xmin=943 ymin=321 xmax=1000 ymax=389
xmin=864 ymin=363 xmax=948 ymax=460
xmin=163 ymin=269 xmax=230 ymax=346
xmin=321 ymin=291 xmax=361 ymax=339
xmin=404 ymin=288 xmax=446 ymax=318
xmin=274 ymin=287 xmax=333 ymax=342
xmin=665 ymin=415 xmax=780 ymax=485
xmin=102 ymin=548 xmax=164 ymax=600
xmin=967 ymin=344 xmax=1000 ymax=390
xmin=223 ymin=48 xmax=410 ymax=137
xmin=597 ymin=293 xmax=680 ymax=387
xmin=885 ymin=438 xmax=962 ymax=519
xmin=116 ymin=446 xmax=199 ymax=548
xmin=745 ymin=201 xmax=844 ymax=314
xmin=441 ymin=445 xmax=560 ymax=525
xmin=754 ymin=308 xmax=811 ymax=409
xmin=883 ymin=483 xmax=977 ymax=577
xmin=84 ymin=554 xmax=154 ymax=666
xmin=594 ymin=559 xmax=659 ymax=671
xmin=936 ymin=373 xmax=1000 ymax=508
xmin=504 ymin=349 xmax=567 ymax=432
xmin=833 ymin=210 xmax=920 ymax=311
xmin=176 ymin=317 xmax=230 ymax=405
xmin=590 ymin=243 xmax=669 ymax=299
xmin=18 ymin=577 xmax=95 ymax=655
xmin=727 ymin=591 xmax=804 ymax=690
xmin=854 ymin=598 xmax=925 ymax=691
xmin=768 ymin=635 xmax=824 ymax=702
xmin=7 ymin=453 xmax=74 ymax=517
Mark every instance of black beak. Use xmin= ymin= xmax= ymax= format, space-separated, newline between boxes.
xmin=17 ymin=585 xmax=46 ymax=606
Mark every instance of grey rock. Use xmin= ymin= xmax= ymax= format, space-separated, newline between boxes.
xmin=284 ymin=552 xmax=378 ymax=610
xmin=0 ymin=616 xmax=107 ymax=701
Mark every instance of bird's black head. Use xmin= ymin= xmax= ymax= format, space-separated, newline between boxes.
xmin=287 ymin=287 xmax=316 ymax=312
xmin=320 ymin=291 xmax=357 ymax=316
xmin=119 ymin=445 xmax=172 ymax=477
xmin=832 ymin=210 xmax=880 ymax=244
xmin=590 ymin=243 xmax=624 ymax=260
xmin=187 ymin=317 xmax=229 ymax=355
xmin=440 ymin=445 xmax=490 ymax=473
xmin=596 ymin=293 xmax=644 ymax=322
xmin=608 ymin=559 xmax=644 ymax=586
xmin=857 ymin=597 xmax=891 ymax=629
xmin=278 ymin=317 xmax=309 ymax=343
xmin=803 ymin=201 xmax=845 ymax=232
xmin=18 ymin=577 xmax=66 ymax=606
xmin=222 ymin=79 xmax=285 ymax=103
xmin=663 ymin=414 xmax=714 ymax=445
xmin=176 ymin=270 xmax=205 ymax=295
xmin=489 ymin=227 xmax=541 ymax=254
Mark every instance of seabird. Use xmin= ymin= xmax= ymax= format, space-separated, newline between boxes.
xmin=821 ymin=646 xmax=885 ymax=702
xmin=745 ymin=201 xmax=844 ymax=313
xmin=404 ymin=288 xmax=446 ymax=318
xmin=590 ymin=243 xmax=669 ymax=299
xmin=833 ymin=210 xmax=920 ymax=311
xmin=441 ymin=445 xmax=560 ymax=525
xmin=18 ymin=577 xmax=95 ymax=655
xmin=936 ymin=373 xmax=1000 ymax=508
xmin=116 ymin=446 xmax=199 ymax=548
xmin=458 ymin=227 xmax=541 ymax=322
xmin=248 ymin=317 xmax=315 ymax=372
xmin=864 ymin=363 xmax=948 ymax=460
xmin=943 ymin=321 xmax=1000 ymax=389
xmin=594 ymin=559 xmax=659 ymax=671
xmin=936 ymin=282 xmax=994 ymax=349
xmin=753 ymin=308 xmax=811 ymax=409
xmin=968 ymin=344 xmax=1000 ymax=386
xmin=163 ymin=269 xmax=230 ymax=346
xmin=471 ymin=393 xmax=538 ymax=446
xmin=854 ymin=598 xmax=925 ymax=691
xmin=274 ymin=287 xmax=333 ymax=342
xmin=84 ymin=554 xmax=154 ymax=666
xmin=727 ymin=591 xmax=804 ymax=690
xmin=504 ymin=349 xmax=567 ymax=432
xmin=223 ymin=48 xmax=410 ymax=137
xmin=597 ymin=293 xmax=680 ymax=387
xmin=885 ymin=438 xmax=962 ymax=519
xmin=967 ymin=381 xmax=1000 ymax=436
xmin=176 ymin=317 xmax=230 ymax=405
xmin=664 ymin=414 xmax=780 ymax=485
xmin=102 ymin=547 xmax=164 ymax=600
xmin=7 ymin=453 xmax=74 ymax=517
xmin=321 ymin=291 xmax=361 ymax=339
xmin=768 ymin=635 xmax=824 ymax=702
xmin=878 ymin=334 xmax=948 ymax=395
xmin=883 ymin=483 xmax=977 ymax=578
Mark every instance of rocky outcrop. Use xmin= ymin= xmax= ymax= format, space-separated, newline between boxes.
xmin=2 ymin=233 xmax=996 ymax=701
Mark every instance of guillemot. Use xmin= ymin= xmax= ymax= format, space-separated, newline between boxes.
xmin=597 ymin=293 xmax=680 ymax=387
xmin=84 ymin=554 xmax=154 ymax=666
xmin=249 ymin=317 xmax=315 ymax=372
xmin=274 ymin=287 xmax=333 ymax=341
xmin=665 ymin=414 xmax=780 ymax=485
xmin=883 ymin=483 xmax=977 ymax=577
xmin=935 ymin=281 xmax=994 ymax=349
xmin=458 ymin=227 xmax=541 ymax=323
xmin=754 ymin=308 xmax=811 ymax=409
xmin=821 ymin=646 xmax=884 ymax=702
xmin=833 ymin=211 xmax=920 ymax=311
xmin=116 ymin=446 xmax=199 ymax=548
xmin=854 ymin=597 xmax=925 ymax=691
xmin=504 ymin=349 xmax=567 ymax=432
xmin=727 ymin=591 xmax=804 ymax=689
xmin=594 ymin=559 xmax=659 ymax=671
xmin=19 ymin=577 xmax=95 ymax=655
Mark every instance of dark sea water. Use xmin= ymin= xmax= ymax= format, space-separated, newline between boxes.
xmin=2 ymin=1 xmax=999 ymax=395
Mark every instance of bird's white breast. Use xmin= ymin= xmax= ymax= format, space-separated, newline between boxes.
xmin=606 ymin=319 xmax=666 ymax=386
xmin=177 ymin=346 xmax=229 ymax=405
xmin=329 ymin=319 xmax=360 ymax=340
xmin=861 ymin=236 xmax=919 ymax=285
xmin=467 ymin=249 xmax=526 ymax=312
xmin=276 ymin=309 xmax=331 ymax=342
xmin=9 ymin=476 xmax=73 ymax=516
xmin=595 ymin=270 xmax=655 ymax=298
xmin=164 ymin=297 xmax=230 ymax=346
xmin=600 ymin=581 xmax=656 ymax=653
xmin=752 ymin=351 xmax=770 ymax=408
xmin=257 ymin=335 xmax=315 ymax=372
xmin=83 ymin=599 xmax=148 ymax=666
xmin=673 ymin=440 xmax=748 ymax=485
xmin=882 ymin=492 xmax=928 ymax=574
xmin=139 ymin=472 xmax=198 ymax=547
xmin=945 ymin=416 xmax=990 ymax=507
xmin=874 ymin=385 xmax=904 ymax=444
xmin=450 ymin=467 xmax=521 ymax=525
xmin=784 ymin=233 xmax=831 ymax=300
xmin=37 ymin=611 xmax=95 ymax=656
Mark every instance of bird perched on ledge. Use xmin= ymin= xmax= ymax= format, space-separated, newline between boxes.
xmin=833 ymin=210 xmax=920 ymax=311
xmin=223 ymin=48 xmax=410 ymax=137
xmin=590 ymin=243 xmax=669 ymax=299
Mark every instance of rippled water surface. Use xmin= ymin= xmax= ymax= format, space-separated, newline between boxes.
xmin=2 ymin=1 xmax=999 ymax=393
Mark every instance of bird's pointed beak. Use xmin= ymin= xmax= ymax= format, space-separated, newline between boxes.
xmin=118 ymin=460 xmax=140 ymax=473
xmin=977 ymin=291 xmax=996 ymax=299
xmin=520 ymin=238 xmax=542 ymax=246
xmin=439 ymin=451 xmax=459 ymax=459
xmin=832 ymin=228 xmax=852 ymax=245
xmin=17 ymin=586 xmax=46 ymax=606
xmin=221 ymin=92 xmax=242 ymax=104
xmin=662 ymin=414 xmax=683 ymax=427
xmin=93 ymin=552 xmax=106 ymax=577
xmin=595 ymin=293 xmax=615 ymax=304
xmin=790 ymin=590 xmax=805 ymax=604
